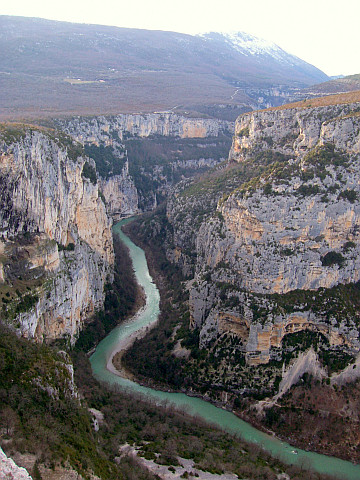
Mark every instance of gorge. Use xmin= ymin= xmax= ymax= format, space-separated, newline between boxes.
xmin=1 ymin=85 xmax=360 ymax=479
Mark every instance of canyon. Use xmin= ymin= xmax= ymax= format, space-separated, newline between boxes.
xmin=3 ymin=96 xmax=360 ymax=394
xmin=2 ymin=13 xmax=360 ymax=480
xmin=0 ymin=112 xmax=232 ymax=344
xmin=1 ymin=92 xmax=360 ymax=478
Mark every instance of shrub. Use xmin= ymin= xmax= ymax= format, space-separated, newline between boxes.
xmin=343 ymin=241 xmax=356 ymax=252
xmin=237 ymin=126 xmax=250 ymax=137
xmin=263 ymin=183 xmax=272 ymax=195
xmin=321 ymin=251 xmax=345 ymax=267
xmin=58 ymin=242 xmax=75 ymax=252
xmin=297 ymin=184 xmax=321 ymax=196
xmin=82 ymin=162 xmax=97 ymax=185
xmin=339 ymin=189 xmax=357 ymax=203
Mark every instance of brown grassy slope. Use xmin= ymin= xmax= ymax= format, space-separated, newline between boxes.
xmin=264 ymin=89 xmax=360 ymax=112
xmin=253 ymin=379 xmax=360 ymax=463
xmin=304 ymin=74 xmax=360 ymax=95
xmin=0 ymin=71 xmax=247 ymax=121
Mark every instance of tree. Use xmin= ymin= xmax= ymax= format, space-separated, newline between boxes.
xmin=0 ymin=406 xmax=18 ymax=437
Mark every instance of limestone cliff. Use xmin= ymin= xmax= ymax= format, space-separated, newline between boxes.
xmin=56 ymin=113 xmax=233 ymax=142
xmin=165 ymin=100 xmax=360 ymax=368
xmin=99 ymin=160 xmax=139 ymax=221
xmin=230 ymin=102 xmax=360 ymax=161
xmin=0 ymin=125 xmax=114 ymax=343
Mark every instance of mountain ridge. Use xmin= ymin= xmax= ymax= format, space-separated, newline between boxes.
xmin=0 ymin=15 xmax=328 ymax=120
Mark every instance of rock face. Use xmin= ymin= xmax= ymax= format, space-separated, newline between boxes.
xmin=165 ymin=101 xmax=360 ymax=365
xmin=56 ymin=113 xmax=233 ymax=142
xmin=230 ymin=102 xmax=360 ymax=161
xmin=0 ymin=126 xmax=113 ymax=343
xmin=99 ymin=160 xmax=139 ymax=221
xmin=0 ymin=447 xmax=32 ymax=480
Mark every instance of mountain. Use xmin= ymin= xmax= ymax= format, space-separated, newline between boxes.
xmin=0 ymin=16 xmax=329 ymax=120
xmin=199 ymin=31 xmax=326 ymax=84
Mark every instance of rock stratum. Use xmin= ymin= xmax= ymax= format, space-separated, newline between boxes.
xmin=0 ymin=124 xmax=113 ymax=343
xmin=164 ymin=97 xmax=360 ymax=370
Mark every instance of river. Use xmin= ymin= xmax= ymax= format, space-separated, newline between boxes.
xmin=90 ymin=220 xmax=360 ymax=480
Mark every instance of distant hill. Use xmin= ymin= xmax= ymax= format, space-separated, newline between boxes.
xmin=268 ymin=89 xmax=360 ymax=111
xmin=302 ymin=74 xmax=360 ymax=96
xmin=0 ymin=16 xmax=328 ymax=120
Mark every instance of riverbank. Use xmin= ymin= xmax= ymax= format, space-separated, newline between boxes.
xmin=109 ymin=306 xmax=158 ymax=380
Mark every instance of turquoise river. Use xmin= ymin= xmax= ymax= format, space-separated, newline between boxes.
xmin=90 ymin=220 xmax=360 ymax=480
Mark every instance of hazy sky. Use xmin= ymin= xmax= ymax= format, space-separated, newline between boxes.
xmin=2 ymin=0 xmax=359 ymax=76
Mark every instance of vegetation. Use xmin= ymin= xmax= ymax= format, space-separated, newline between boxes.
xmin=0 ymin=236 xmax=48 ymax=323
xmin=84 ymin=144 xmax=126 ymax=179
xmin=0 ymin=123 xmax=29 ymax=143
xmin=339 ymin=188 xmax=357 ymax=203
xmin=75 ymin=234 xmax=143 ymax=352
xmin=81 ymin=161 xmax=97 ymax=184
xmin=262 ymin=377 xmax=360 ymax=463
xmin=51 ymin=131 xmax=85 ymax=161
xmin=321 ymin=251 xmax=345 ymax=267
xmin=270 ymin=281 xmax=360 ymax=326
xmin=303 ymin=143 xmax=349 ymax=172
xmin=0 ymin=325 xmax=125 ymax=480
xmin=124 ymin=134 xmax=232 ymax=208
xmin=57 ymin=242 xmax=75 ymax=252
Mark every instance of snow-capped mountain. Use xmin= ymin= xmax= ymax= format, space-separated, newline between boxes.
xmin=0 ymin=16 xmax=329 ymax=119
xmin=199 ymin=31 xmax=308 ymax=67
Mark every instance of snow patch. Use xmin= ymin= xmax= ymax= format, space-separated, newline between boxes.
xmin=198 ymin=31 xmax=301 ymax=66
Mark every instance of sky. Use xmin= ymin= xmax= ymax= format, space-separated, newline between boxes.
xmin=1 ymin=0 xmax=359 ymax=77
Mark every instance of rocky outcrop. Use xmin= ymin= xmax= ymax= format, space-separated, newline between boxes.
xmin=0 ymin=126 xmax=113 ymax=343
xmin=230 ymin=102 xmax=360 ymax=161
xmin=0 ymin=447 xmax=32 ymax=480
xmin=202 ymin=188 xmax=360 ymax=295
xmin=99 ymin=160 xmax=139 ymax=220
xmin=165 ymin=101 xmax=360 ymax=365
xmin=272 ymin=348 xmax=326 ymax=402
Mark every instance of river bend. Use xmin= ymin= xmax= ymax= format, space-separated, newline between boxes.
xmin=90 ymin=220 xmax=360 ymax=480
